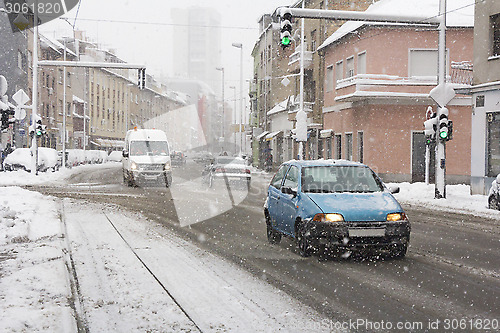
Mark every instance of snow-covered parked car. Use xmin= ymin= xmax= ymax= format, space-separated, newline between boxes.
xmin=66 ymin=149 xmax=86 ymax=167
xmin=3 ymin=147 xmax=60 ymax=172
xmin=106 ymin=150 xmax=123 ymax=162
xmin=488 ymin=174 xmax=500 ymax=211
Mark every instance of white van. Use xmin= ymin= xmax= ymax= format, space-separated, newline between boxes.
xmin=122 ymin=128 xmax=172 ymax=186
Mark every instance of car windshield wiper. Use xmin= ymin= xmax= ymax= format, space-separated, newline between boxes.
xmin=304 ymin=188 xmax=333 ymax=193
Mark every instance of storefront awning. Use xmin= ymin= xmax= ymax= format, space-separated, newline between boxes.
xmin=266 ymin=131 xmax=282 ymax=141
xmin=256 ymin=131 xmax=269 ymax=140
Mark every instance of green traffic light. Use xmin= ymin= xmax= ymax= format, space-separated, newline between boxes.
xmin=282 ymin=36 xmax=291 ymax=46
xmin=439 ymin=131 xmax=448 ymax=139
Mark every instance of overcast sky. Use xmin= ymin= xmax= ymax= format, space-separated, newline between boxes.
xmin=40 ymin=0 xmax=294 ymax=95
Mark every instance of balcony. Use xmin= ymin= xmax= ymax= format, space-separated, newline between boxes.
xmin=333 ymin=74 xmax=471 ymax=104
xmin=288 ymin=43 xmax=313 ymax=73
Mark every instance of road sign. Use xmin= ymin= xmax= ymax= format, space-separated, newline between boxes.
xmin=429 ymin=83 xmax=456 ymax=108
xmin=12 ymin=89 xmax=30 ymax=106
xmin=14 ymin=107 xmax=26 ymax=120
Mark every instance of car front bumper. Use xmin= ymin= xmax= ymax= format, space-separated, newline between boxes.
xmin=305 ymin=221 xmax=410 ymax=249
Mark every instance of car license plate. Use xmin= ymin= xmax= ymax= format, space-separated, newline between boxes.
xmin=349 ymin=228 xmax=385 ymax=237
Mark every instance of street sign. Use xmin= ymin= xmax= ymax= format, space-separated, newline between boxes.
xmin=14 ymin=107 xmax=26 ymax=120
xmin=12 ymin=89 xmax=30 ymax=106
xmin=429 ymin=83 xmax=456 ymax=108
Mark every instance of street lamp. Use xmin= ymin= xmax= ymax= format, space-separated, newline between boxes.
xmin=232 ymin=42 xmax=243 ymax=155
xmin=229 ymin=86 xmax=236 ymax=154
xmin=215 ymin=67 xmax=225 ymax=150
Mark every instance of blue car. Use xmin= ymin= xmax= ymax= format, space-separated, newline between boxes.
xmin=264 ymin=160 xmax=410 ymax=258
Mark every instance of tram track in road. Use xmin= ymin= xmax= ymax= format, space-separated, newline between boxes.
xmin=101 ymin=210 xmax=204 ymax=333
xmin=60 ymin=199 xmax=204 ymax=332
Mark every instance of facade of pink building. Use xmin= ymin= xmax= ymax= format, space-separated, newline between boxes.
xmin=319 ymin=25 xmax=473 ymax=184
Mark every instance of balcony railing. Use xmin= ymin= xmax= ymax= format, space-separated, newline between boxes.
xmin=288 ymin=43 xmax=313 ymax=71
xmin=333 ymin=73 xmax=471 ymax=102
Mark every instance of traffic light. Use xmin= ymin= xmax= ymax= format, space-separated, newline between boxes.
xmin=438 ymin=107 xmax=449 ymax=141
xmin=35 ymin=119 xmax=45 ymax=137
xmin=0 ymin=110 xmax=15 ymax=131
xmin=423 ymin=112 xmax=437 ymax=144
xmin=279 ymin=9 xmax=293 ymax=49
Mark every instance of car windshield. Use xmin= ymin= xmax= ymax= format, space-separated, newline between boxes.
xmin=130 ymin=141 xmax=169 ymax=156
xmin=301 ymin=166 xmax=384 ymax=193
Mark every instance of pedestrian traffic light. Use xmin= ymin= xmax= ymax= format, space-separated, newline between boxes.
xmin=279 ymin=9 xmax=293 ymax=49
xmin=423 ymin=112 xmax=437 ymax=144
xmin=438 ymin=107 xmax=449 ymax=140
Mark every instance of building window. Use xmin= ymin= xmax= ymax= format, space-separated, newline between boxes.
xmin=358 ymin=52 xmax=366 ymax=75
xmin=346 ymin=56 xmax=354 ymax=78
xmin=357 ymin=131 xmax=364 ymax=163
xmin=335 ymin=60 xmax=344 ymax=85
xmin=326 ymin=65 xmax=334 ymax=92
xmin=476 ymin=95 xmax=485 ymax=107
xmin=334 ymin=134 xmax=342 ymax=159
xmin=409 ymin=49 xmax=447 ymax=77
xmin=311 ymin=29 xmax=317 ymax=51
xmin=487 ymin=112 xmax=500 ymax=177
xmin=492 ymin=13 xmax=500 ymax=57
xmin=345 ymin=133 xmax=353 ymax=161
xmin=326 ymin=136 xmax=332 ymax=159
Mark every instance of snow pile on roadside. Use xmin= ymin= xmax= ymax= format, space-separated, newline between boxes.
xmin=0 ymin=187 xmax=75 ymax=332
xmin=389 ymin=182 xmax=500 ymax=219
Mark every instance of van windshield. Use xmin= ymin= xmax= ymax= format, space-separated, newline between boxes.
xmin=130 ymin=141 xmax=169 ymax=156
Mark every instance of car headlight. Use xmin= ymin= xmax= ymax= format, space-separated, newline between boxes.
xmin=387 ymin=212 xmax=407 ymax=222
xmin=130 ymin=161 xmax=138 ymax=171
xmin=164 ymin=162 xmax=171 ymax=171
xmin=312 ymin=213 xmax=344 ymax=222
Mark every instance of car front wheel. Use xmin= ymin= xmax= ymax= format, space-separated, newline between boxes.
xmin=296 ymin=223 xmax=312 ymax=257
xmin=266 ymin=215 xmax=281 ymax=245
xmin=390 ymin=244 xmax=408 ymax=258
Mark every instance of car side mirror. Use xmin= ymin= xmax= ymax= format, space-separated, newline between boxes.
xmin=122 ymin=150 xmax=129 ymax=158
xmin=389 ymin=186 xmax=400 ymax=194
xmin=281 ymin=186 xmax=297 ymax=196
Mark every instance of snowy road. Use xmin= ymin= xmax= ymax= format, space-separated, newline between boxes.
xmin=61 ymin=199 xmax=326 ymax=332
xmin=27 ymin=162 xmax=500 ymax=331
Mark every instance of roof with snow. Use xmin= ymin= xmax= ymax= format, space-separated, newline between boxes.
xmin=318 ymin=0 xmax=474 ymax=51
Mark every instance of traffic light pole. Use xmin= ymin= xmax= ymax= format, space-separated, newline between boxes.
xmin=31 ymin=0 xmax=39 ymax=175
xmin=435 ymin=0 xmax=447 ymax=199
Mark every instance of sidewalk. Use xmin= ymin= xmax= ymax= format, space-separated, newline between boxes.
xmin=0 ymin=186 xmax=76 ymax=332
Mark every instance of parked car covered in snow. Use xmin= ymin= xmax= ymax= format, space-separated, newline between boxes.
xmin=106 ymin=150 xmax=123 ymax=162
xmin=488 ymin=174 xmax=500 ymax=211
xmin=3 ymin=147 xmax=60 ymax=172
